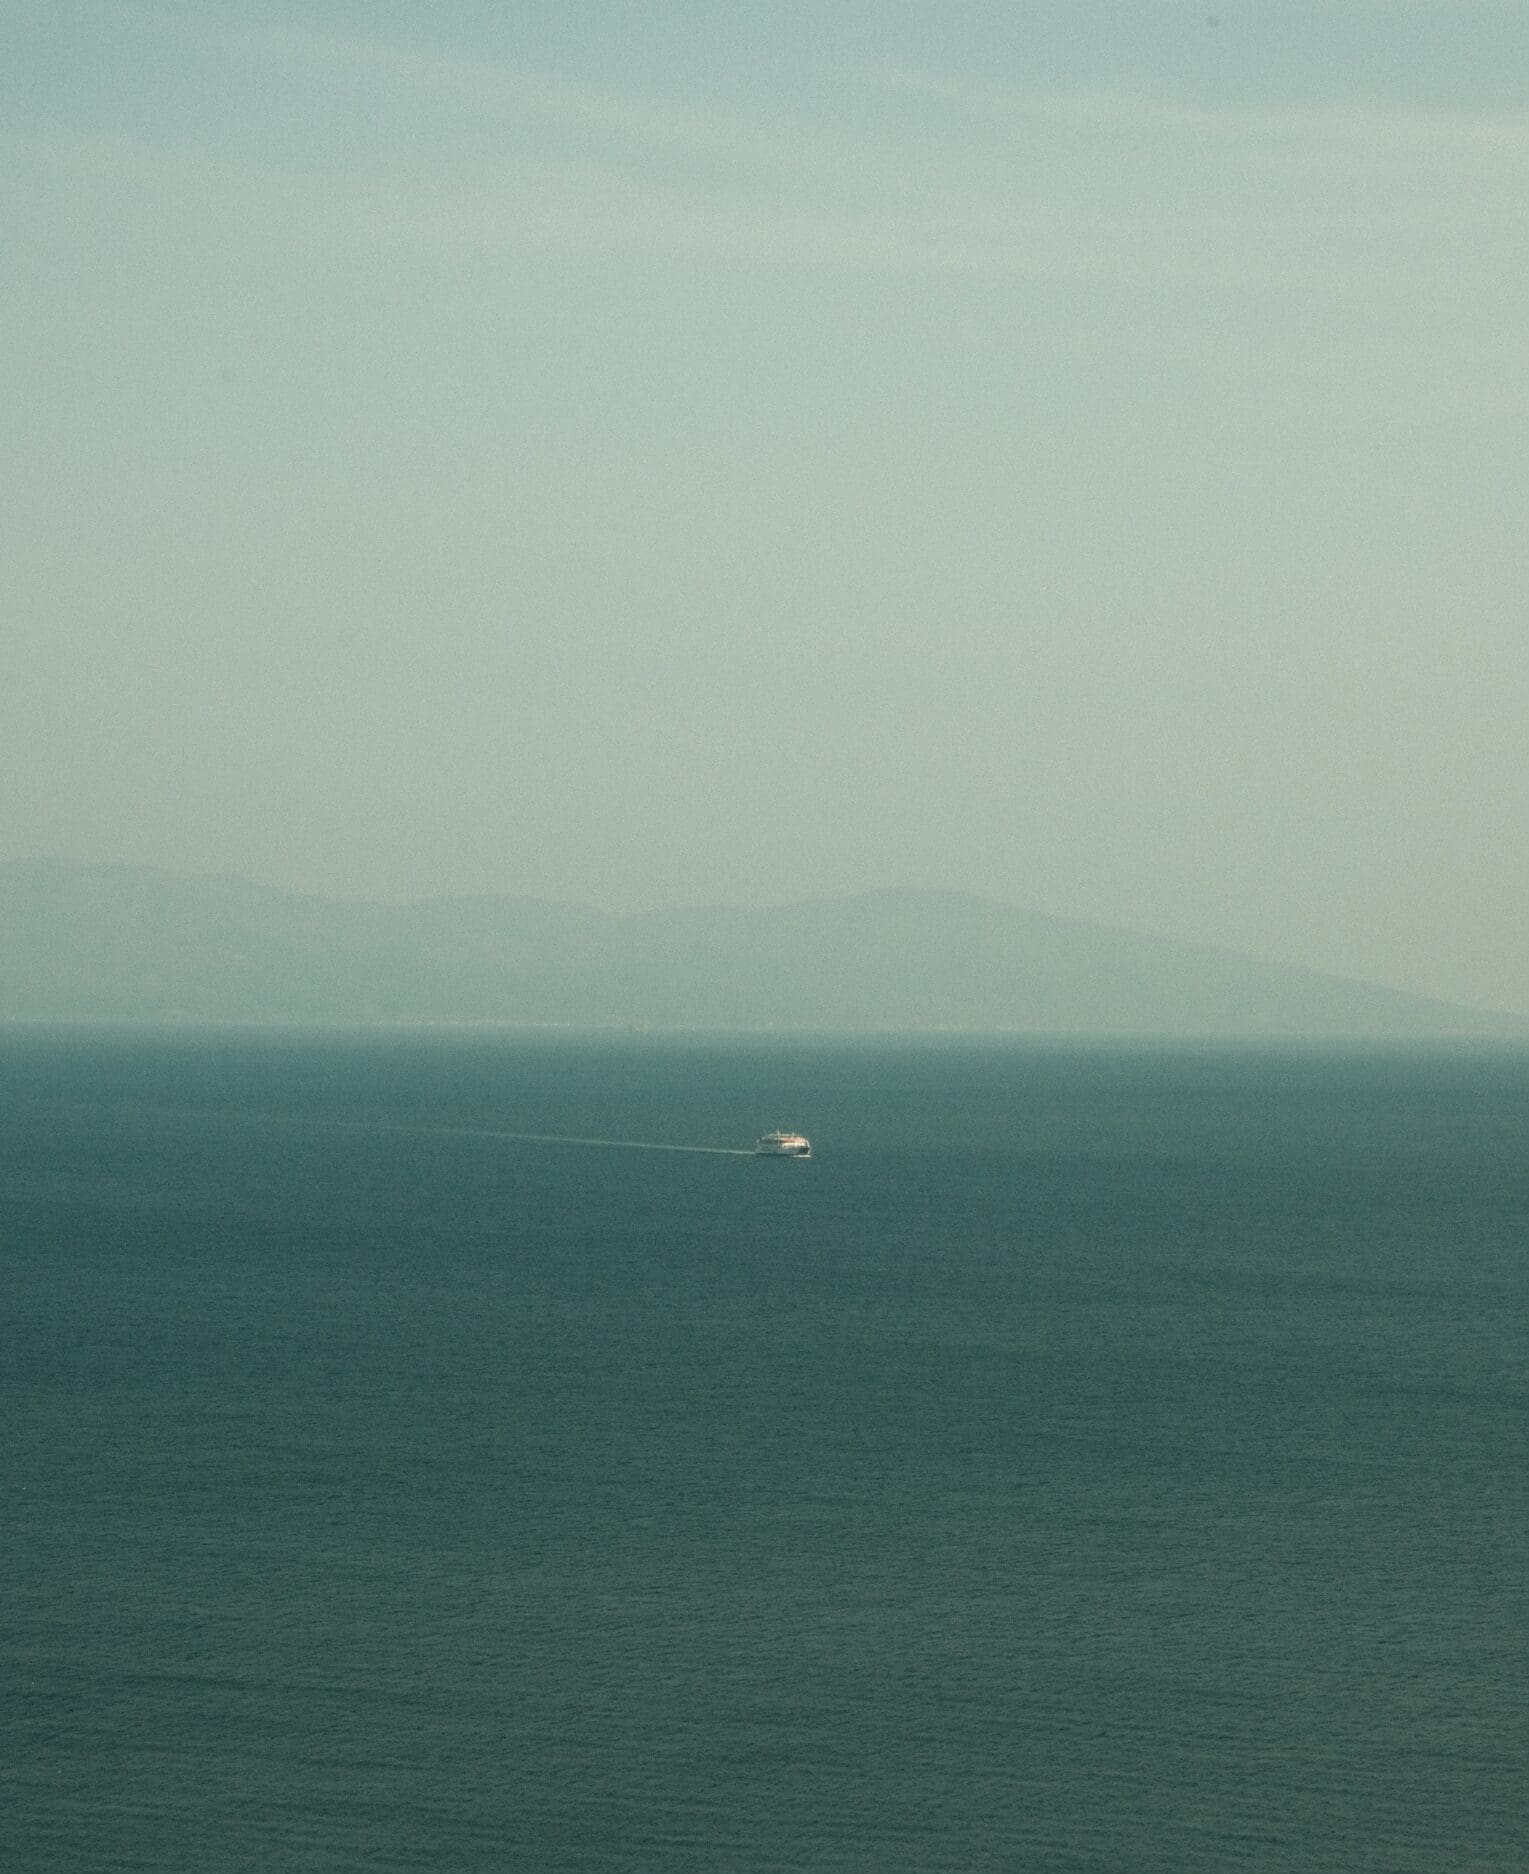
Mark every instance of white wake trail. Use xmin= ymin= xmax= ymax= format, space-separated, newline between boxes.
xmin=320 ymin=1118 xmax=756 ymax=1156
xmin=445 ymin=1128 xmax=755 ymax=1157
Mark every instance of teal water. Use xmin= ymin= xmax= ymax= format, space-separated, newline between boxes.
xmin=4 ymin=1032 xmax=1528 ymax=1871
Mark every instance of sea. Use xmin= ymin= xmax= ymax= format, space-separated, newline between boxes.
xmin=4 ymin=1028 xmax=1528 ymax=1873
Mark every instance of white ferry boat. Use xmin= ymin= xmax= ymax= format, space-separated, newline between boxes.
xmin=756 ymin=1130 xmax=811 ymax=1159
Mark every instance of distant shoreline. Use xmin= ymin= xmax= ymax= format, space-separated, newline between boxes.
xmin=2 ymin=1016 xmax=1524 ymax=1049
xmin=2 ymin=863 xmax=1520 ymax=1036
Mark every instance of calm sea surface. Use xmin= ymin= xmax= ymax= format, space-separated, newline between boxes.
xmin=4 ymin=1030 xmax=1528 ymax=1872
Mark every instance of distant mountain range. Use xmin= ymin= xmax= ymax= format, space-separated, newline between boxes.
xmin=0 ymin=860 xmax=1515 ymax=1036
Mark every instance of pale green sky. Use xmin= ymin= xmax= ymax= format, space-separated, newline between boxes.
xmin=4 ymin=1 xmax=1527 ymax=1009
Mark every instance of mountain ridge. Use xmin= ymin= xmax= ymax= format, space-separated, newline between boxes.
xmin=0 ymin=860 xmax=1516 ymax=1036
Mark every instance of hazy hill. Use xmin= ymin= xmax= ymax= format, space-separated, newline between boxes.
xmin=0 ymin=861 xmax=1514 ymax=1036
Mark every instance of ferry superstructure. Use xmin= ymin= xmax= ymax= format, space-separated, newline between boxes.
xmin=756 ymin=1130 xmax=811 ymax=1158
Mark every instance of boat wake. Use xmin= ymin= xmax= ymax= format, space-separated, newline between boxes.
xmin=310 ymin=1117 xmax=757 ymax=1156
xmin=441 ymin=1128 xmax=756 ymax=1157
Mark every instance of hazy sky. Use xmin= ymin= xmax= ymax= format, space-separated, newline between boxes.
xmin=5 ymin=1 xmax=1527 ymax=1010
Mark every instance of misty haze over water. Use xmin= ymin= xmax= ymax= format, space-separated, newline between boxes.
xmin=6 ymin=4 xmax=1528 ymax=1868
xmin=6 ymin=3 xmax=1527 ymax=1015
